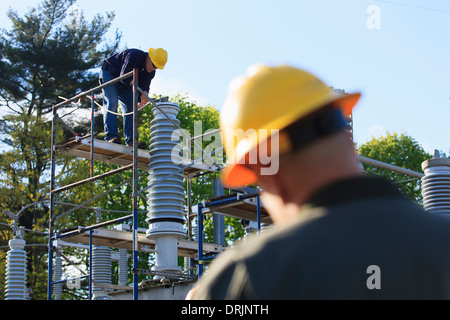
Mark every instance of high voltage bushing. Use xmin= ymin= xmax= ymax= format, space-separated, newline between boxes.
xmin=5 ymin=239 xmax=28 ymax=300
xmin=53 ymin=251 xmax=63 ymax=300
xmin=421 ymin=156 xmax=450 ymax=214
xmin=118 ymin=248 xmax=128 ymax=286
xmin=146 ymin=101 xmax=185 ymax=275
xmin=92 ymin=246 xmax=112 ymax=300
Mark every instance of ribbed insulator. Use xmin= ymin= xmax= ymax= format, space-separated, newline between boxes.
xmin=118 ymin=248 xmax=128 ymax=286
xmin=421 ymin=158 xmax=450 ymax=214
xmin=146 ymin=102 xmax=185 ymax=238
xmin=53 ymin=252 xmax=63 ymax=300
xmin=146 ymin=102 xmax=185 ymax=276
xmin=92 ymin=246 xmax=112 ymax=300
xmin=5 ymin=239 xmax=28 ymax=300
xmin=184 ymin=257 xmax=191 ymax=273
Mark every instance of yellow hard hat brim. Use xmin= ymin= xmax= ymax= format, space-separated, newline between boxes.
xmin=221 ymin=164 xmax=258 ymax=189
xmin=333 ymin=92 xmax=361 ymax=117
xmin=220 ymin=92 xmax=361 ymax=188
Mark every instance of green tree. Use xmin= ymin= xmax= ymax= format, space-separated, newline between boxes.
xmin=357 ymin=132 xmax=432 ymax=204
xmin=0 ymin=0 xmax=120 ymax=300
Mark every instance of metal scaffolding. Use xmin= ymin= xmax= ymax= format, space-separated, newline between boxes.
xmin=47 ymin=69 xmax=142 ymax=300
xmin=44 ymin=68 xmax=250 ymax=300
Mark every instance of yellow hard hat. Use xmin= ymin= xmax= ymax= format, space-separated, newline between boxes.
xmin=148 ymin=48 xmax=168 ymax=69
xmin=220 ymin=64 xmax=361 ymax=188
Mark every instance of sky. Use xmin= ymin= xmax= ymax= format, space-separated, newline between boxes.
xmin=1 ymin=0 xmax=449 ymax=155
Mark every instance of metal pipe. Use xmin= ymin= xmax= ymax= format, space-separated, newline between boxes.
xmin=54 ymin=214 xmax=133 ymax=240
xmin=197 ymin=203 xmax=204 ymax=277
xmin=52 ymin=71 xmax=134 ymax=110
xmin=51 ymin=164 xmax=133 ymax=194
xmin=106 ymin=163 xmax=148 ymax=202
xmin=55 ymin=178 xmax=131 ymax=220
xmin=12 ymin=200 xmax=144 ymax=220
xmin=51 ymin=275 xmax=89 ymax=286
xmin=47 ymin=105 xmax=57 ymax=300
xmin=90 ymin=94 xmax=95 ymax=177
xmin=54 ymin=113 xmax=78 ymax=137
xmin=185 ymin=177 xmax=193 ymax=275
xmin=204 ymin=192 xmax=259 ymax=209
xmin=132 ymin=68 xmax=139 ymax=301
xmin=213 ymin=179 xmax=225 ymax=246
xmin=358 ymin=156 xmax=424 ymax=179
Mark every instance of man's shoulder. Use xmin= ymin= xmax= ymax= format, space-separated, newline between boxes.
xmin=215 ymin=219 xmax=311 ymax=264
xmin=125 ymin=48 xmax=145 ymax=54
xmin=118 ymin=48 xmax=146 ymax=59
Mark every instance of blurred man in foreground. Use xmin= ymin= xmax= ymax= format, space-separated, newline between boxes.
xmin=190 ymin=65 xmax=450 ymax=299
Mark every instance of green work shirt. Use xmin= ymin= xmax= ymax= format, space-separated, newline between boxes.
xmin=193 ymin=176 xmax=450 ymax=299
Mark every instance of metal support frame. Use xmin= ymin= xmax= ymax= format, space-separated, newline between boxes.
xmin=195 ymin=192 xmax=262 ymax=278
xmin=44 ymin=66 xmax=224 ymax=300
xmin=131 ymin=68 xmax=140 ymax=300
xmin=47 ymin=70 xmax=141 ymax=300
xmin=47 ymin=105 xmax=57 ymax=300
xmin=197 ymin=203 xmax=204 ymax=277
xmin=51 ymin=214 xmax=133 ymax=299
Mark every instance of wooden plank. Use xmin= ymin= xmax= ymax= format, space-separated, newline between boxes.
xmin=56 ymin=137 xmax=219 ymax=174
xmin=210 ymin=204 xmax=272 ymax=224
xmin=200 ymin=195 xmax=272 ymax=224
xmin=63 ymin=228 xmax=225 ymax=258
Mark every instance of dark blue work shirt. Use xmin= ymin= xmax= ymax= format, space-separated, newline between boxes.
xmin=103 ymin=49 xmax=155 ymax=92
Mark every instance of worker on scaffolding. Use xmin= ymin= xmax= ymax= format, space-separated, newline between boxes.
xmin=100 ymin=48 xmax=168 ymax=149
xmin=188 ymin=65 xmax=450 ymax=299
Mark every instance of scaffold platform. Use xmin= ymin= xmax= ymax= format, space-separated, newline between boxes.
xmin=55 ymin=136 xmax=219 ymax=175
xmin=194 ymin=193 xmax=272 ymax=224
xmin=62 ymin=228 xmax=225 ymax=258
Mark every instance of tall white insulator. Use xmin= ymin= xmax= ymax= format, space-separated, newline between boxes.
xmin=118 ymin=248 xmax=128 ymax=286
xmin=92 ymin=245 xmax=112 ymax=300
xmin=5 ymin=239 xmax=28 ymax=300
xmin=146 ymin=101 xmax=185 ymax=275
xmin=421 ymin=155 xmax=450 ymax=214
xmin=53 ymin=251 xmax=63 ymax=300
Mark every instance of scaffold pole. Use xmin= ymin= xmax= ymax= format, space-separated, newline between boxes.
xmin=132 ymin=68 xmax=139 ymax=300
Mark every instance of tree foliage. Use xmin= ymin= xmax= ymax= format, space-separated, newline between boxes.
xmin=0 ymin=0 xmax=120 ymax=300
xmin=357 ymin=131 xmax=432 ymax=204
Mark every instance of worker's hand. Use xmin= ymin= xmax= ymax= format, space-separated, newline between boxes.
xmin=138 ymin=92 xmax=150 ymax=110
